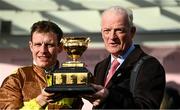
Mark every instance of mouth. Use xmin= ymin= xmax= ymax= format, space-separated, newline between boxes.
xmin=109 ymin=42 xmax=119 ymax=47
xmin=38 ymin=56 xmax=50 ymax=61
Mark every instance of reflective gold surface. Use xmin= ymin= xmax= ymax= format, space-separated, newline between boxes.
xmin=61 ymin=37 xmax=90 ymax=61
xmin=45 ymin=37 xmax=94 ymax=93
xmin=62 ymin=61 xmax=84 ymax=67
xmin=54 ymin=73 xmax=88 ymax=85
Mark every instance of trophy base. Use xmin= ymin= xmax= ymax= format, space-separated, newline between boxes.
xmin=45 ymin=85 xmax=95 ymax=96
xmin=45 ymin=66 xmax=95 ymax=96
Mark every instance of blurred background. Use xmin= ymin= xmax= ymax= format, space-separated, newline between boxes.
xmin=0 ymin=0 xmax=180 ymax=93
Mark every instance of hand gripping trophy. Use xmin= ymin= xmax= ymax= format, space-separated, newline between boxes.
xmin=45 ymin=37 xmax=95 ymax=95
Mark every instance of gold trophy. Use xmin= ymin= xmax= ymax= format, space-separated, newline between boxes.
xmin=45 ymin=37 xmax=95 ymax=95
xmin=62 ymin=37 xmax=90 ymax=67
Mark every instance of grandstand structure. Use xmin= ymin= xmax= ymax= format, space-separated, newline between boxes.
xmin=0 ymin=0 xmax=180 ymax=91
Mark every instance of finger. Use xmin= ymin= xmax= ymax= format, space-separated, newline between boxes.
xmin=42 ymin=88 xmax=54 ymax=97
xmin=51 ymin=94 xmax=63 ymax=101
xmin=93 ymin=99 xmax=101 ymax=107
xmin=47 ymin=99 xmax=54 ymax=103
xmin=93 ymin=88 xmax=109 ymax=100
xmin=90 ymin=84 xmax=103 ymax=91
xmin=82 ymin=95 xmax=95 ymax=103
xmin=93 ymin=89 xmax=104 ymax=98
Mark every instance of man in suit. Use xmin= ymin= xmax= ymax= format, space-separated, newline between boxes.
xmin=86 ymin=6 xmax=166 ymax=109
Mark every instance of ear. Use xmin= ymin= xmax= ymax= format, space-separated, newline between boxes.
xmin=29 ymin=41 xmax=33 ymax=52
xmin=131 ymin=26 xmax=136 ymax=38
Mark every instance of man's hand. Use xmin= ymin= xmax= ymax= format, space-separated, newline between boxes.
xmin=35 ymin=89 xmax=62 ymax=107
xmin=83 ymin=84 xmax=109 ymax=107
xmin=91 ymin=84 xmax=109 ymax=107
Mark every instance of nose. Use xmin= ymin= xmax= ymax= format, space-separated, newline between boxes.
xmin=109 ymin=30 xmax=117 ymax=39
xmin=40 ymin=44 xmax=48 ymax=53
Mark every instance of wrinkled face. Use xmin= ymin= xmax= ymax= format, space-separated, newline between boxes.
xmin=29 ymin=32 xmax=62 ymax=68
xmin=101 ymin=11 xmax=136 ymax=57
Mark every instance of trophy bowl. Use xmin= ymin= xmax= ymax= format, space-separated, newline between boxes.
xmin=61 ymin=37 xmax=90 ymax=67
xmin=45 ymin=37 xmax=95 ymax=95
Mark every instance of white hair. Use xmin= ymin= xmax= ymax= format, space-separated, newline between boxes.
xmin=102 ymin=6 xmax=134 ymax=27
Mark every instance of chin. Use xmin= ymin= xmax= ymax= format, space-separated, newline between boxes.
xmin=37 ymin=62 xmax=50 ymax=68
xmin=38 ymin=65 xmax=48 ymax=68
xmin=108 ymin=49 xmax=119 ymax=54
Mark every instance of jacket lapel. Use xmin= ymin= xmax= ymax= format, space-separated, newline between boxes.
xmin=106 ymin=45 xmax=144 ymax=88
xmin=95 ymin=55 xmax=111 ymax=86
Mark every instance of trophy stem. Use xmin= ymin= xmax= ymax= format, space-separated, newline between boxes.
xmin=73 ymin=58 xmax=77 ymax=61
xmin=62 ymin=60 xmax=84 ymax=67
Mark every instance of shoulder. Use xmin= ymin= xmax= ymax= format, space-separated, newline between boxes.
xmin=11 ymin=65 xmax=33 ymax=76
xmin=141 ymin=55 xmax=163 ymax=69
xmin=137 ymin=55 xmax=165 ymax=80
xmin=130 ymin=47 xmax=165 ymax=80
xmin=17 ymin=65 xmax=33 ymax=72
xmin=1 ymin=65 xmax=33 ymax=87
xmin=95 ymin=56 xmax=110 ymax=68
xmin=96 ymin=55 xmax=110 ymax=65
xmin=132 ymin=45 xmax=163 ymax=67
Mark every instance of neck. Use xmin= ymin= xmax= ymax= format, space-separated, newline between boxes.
xmin=33 ymin=60 xmax=59 ymax=73
xmin=44 ymin=62 xmax=58 ymax=73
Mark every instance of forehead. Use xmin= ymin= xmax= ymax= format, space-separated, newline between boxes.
xmin=101 ymin=11 xmax=128 ymax=27
xmin=32 ymin=31 xmax=57 ymax=42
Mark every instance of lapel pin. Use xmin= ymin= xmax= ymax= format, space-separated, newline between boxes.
xmin=117 ymin=73 xmax=122 ymax=77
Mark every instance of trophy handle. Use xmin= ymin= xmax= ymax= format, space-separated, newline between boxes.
xmin=60 ymin=37 xmax=66 ymax=44
xmin=85 ymin=37 xmax=90 ymax=44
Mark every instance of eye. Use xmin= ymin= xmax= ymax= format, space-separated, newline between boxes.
xmin=33 ymin=43 xmax=42 ymax=47
xmin=103 ymin=29 xmax=110 ymax=35
xmin=115 ymin=28 xmax=126 ymax=34
xmin=45 ymin=43 xmax=55 ymax=48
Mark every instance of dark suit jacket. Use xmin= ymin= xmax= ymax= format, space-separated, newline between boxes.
xmin=94 ymin=45 xmax=166 ymax=109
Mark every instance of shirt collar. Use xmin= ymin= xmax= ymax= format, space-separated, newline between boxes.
xmin=111 ymin=44 xmax=135 ymax=64
xmin=33 ymin=60 xmax=59 ymax=73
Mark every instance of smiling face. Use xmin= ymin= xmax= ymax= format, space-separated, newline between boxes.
xmin=29 ymin=31 xmax=62 ymax=68
xmin=101 ymin=10 xmax=136 ymax=57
